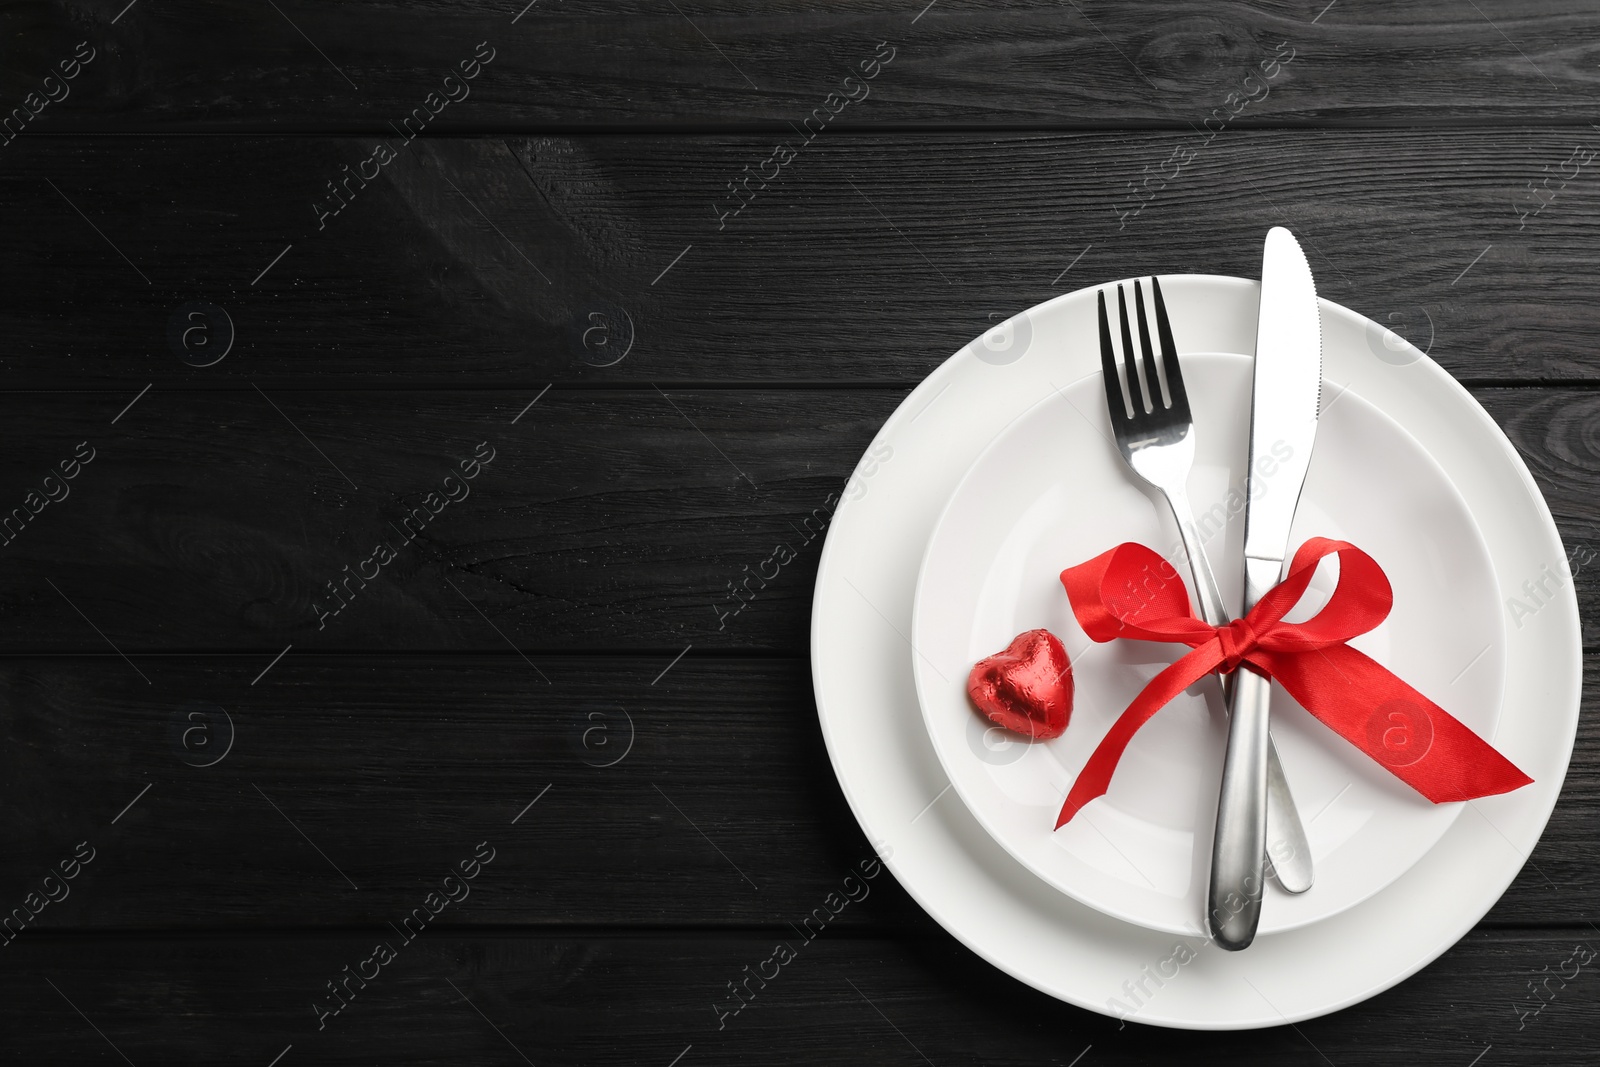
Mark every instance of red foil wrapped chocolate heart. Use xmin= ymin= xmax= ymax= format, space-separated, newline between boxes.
xmin=967 ymin=629 xmax=1073 ymax=740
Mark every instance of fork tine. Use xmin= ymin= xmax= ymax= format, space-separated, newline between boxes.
xmin=1151 ymin=276 xmax=1189 ymax=419
xmin=1097 ymin=290 xmax=1129 ymax=420
xmin=1116 ymin=284 xmax=1146 ymax=413
xmin=1132 ymin=279 xmax=1166 ymax=411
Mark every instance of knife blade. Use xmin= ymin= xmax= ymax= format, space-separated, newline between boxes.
xmin=1207 ymin=226 xmax=1323 ymax=950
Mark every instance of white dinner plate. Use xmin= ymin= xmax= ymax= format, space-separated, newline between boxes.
xmin=911 ymin=352 xmax=1503 ymax=935
xmin=811 ymin=275 xmax=1579 ymax=1029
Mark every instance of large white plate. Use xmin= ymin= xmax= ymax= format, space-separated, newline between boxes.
xmin=911 ymin=353 xmax=1504 ymax=936
xmin=811 ymin=275 xmax=1579 ymax=1029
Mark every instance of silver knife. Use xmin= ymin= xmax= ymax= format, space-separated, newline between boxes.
xmin=1207 ymin=227 xmax=1323 ymax=950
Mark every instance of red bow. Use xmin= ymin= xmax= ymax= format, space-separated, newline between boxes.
xmin=1055 ymin=537 xmax=1531 ymax=829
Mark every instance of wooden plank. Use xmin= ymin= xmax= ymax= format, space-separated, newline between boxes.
xmin=0 ymin=655 xmax=896 ymax=930
xmin=0 ymin=387 xmax=880 ymax=652
xmin=1475 ymin=388 xmax=1600 ymax=646
xmin=2 ymin=653 xmax=1594 ymax=930
xmin=0 ymin=387 xmax=1588 ymax=651
xmin=9 ymin=1 xmax=1600 ymax=130
xmin=5 ymin=927 xmax=1596 ymax=1063
xmin=4 ymin=132 xmax=1600 ymax=387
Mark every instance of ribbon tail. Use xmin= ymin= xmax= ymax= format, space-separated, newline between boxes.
xmin=1056 ymin=644 xmax=1223 ymax=829
xmin=1268 ymin=645 xmax=1534 ymax=802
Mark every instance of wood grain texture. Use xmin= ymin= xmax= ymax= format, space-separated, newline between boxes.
xmin=0 ymin=653 xmax=1594 ymax=930
xmin=5 ymin=132 xmax=1600 ymax=387
xmin=0 ymin=388 xmax=881 ymax=652
xmin=5 ymin=1 xmax=1597 ymax=1055
xmin=5 ymin=928 xmax=1597 ymax=1065
xmin=9 ymin=1 xmax=1600 ymax=130
xmin=0 ymin=655 xmax=886 ymax=929
xmin=0 ymin=386 xmax=1588 ymax=651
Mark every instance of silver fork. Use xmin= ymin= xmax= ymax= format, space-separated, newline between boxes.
xmin=1097 ymin=278 xmax=1313 ymax=895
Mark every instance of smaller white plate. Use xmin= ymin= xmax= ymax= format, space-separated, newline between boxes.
xmin=911 ymin=352 xmax=1505 ymax=936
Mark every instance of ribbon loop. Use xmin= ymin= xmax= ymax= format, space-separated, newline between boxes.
xmin=1053 ymin=537 xmax=1532 ymax=829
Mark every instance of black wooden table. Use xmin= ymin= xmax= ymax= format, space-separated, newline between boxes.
xmin=3 ymin=2 xmax=1597 ymax=1063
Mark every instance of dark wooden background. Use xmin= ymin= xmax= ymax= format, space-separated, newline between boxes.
xmin=3 ymin=1 xmax=1597 ymax=1062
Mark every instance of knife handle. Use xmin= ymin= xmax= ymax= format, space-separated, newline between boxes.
xmin=1169 ymin=498 xmax=1313 ymax=895
xmin=1206 ymin=556 xmax=1281 ymax=951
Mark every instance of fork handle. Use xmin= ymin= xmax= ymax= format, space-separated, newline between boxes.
xmin=1168 ymin=486 xmax=1229 ymax=629
xmin=1165 ymin=488 xmax=1314 ymax=897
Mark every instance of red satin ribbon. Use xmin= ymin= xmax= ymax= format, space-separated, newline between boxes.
xmin=1055 ymin=537 xmax=1532 ymax=829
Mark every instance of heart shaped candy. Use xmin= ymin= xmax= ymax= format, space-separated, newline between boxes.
xmin=966 ymin=629 xmax=1073 ymax=740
